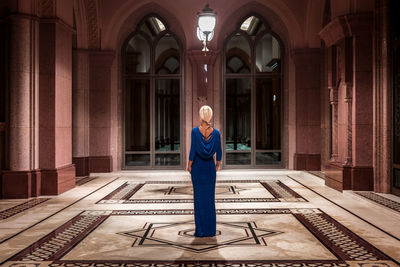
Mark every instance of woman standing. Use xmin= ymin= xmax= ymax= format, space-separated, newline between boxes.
xmin=187 ymin=105 xmax=222 ymax=237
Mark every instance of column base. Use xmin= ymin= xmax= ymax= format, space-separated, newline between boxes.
xmin=1 ymin=169 xmax=41 ymax=198
xmin=324 ymin=163 xmax=373 ymax=191
xmin=294 ymin=153 xmax=321 ymax=171
xmin=72 ymin=157 xmax=90 ymax=176
xmin=41 ymin=164 xmax=76 ymax=195
xmin=351 ymin=166 xmax=373 ymax=191
xmin=89 ymin=156 xmax=113 ymax=173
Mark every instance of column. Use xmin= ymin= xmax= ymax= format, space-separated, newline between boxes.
xmin=292 ymin=48 xmax=322 ymax=170
xmin=2 ymin=15 xmax=41 ymax=198
xmin=373 ymin=0 xmax=391 ymax=193
xmin=88 ymin=51 xmax=115 ymax=172
xmin=72 ymin=50 xmax=90 ymax=176
xmin=350 ymin=14 xmax=374 ymax=190
xmin=319 ymin=13 xmax=374 ymax=191
xmin=39 ymin=19 xmax=76 ymax=195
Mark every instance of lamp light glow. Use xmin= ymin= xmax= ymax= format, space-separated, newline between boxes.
xmin=197 ymin=4 xmax=216 ymax=54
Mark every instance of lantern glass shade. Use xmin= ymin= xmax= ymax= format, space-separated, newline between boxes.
xmin=197 ymin=26 xmax=214 ymax=41
xmin=198 ymin=15 xmax=216 ymax=33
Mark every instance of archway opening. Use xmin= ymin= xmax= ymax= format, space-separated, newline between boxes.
xmin=122 ymin=15 xmax=183 ymax=169
xmin=223 ymin=15 xmax=283 ymax=167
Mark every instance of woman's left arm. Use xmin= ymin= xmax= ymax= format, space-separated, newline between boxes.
xmin=216 ymin=131 xmax=222 ymax=171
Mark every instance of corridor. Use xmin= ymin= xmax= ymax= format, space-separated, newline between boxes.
xmin=0 ymin=170 xmax=399 ymax=266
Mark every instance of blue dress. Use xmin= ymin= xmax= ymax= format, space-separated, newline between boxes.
xmin=189 ymin=126 xmax=222 ymax=237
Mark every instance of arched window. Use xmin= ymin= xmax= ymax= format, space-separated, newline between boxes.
xmin=123 ymin=16 xmax=182 ymax=168
xmin=224 ymin=15 xmax=283 ymax=167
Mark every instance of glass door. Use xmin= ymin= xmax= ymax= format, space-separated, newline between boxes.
xmin=123 ymin=16 xmax=182 ymax=169
xmin=223 ymin=15 xmax=283 ymax=167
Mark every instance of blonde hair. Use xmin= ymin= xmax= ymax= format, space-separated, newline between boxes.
xmin=199 ymin=105 xmax=213 ymax=124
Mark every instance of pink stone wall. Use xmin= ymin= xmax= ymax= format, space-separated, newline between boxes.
xmin=88 ymin=52 xmax=114 ymax=158
xmin=55 ymin=23 xmax=73 ymax=168
xmin=3 ymin=0 xmax=391 ymax=197
xmin=102 ymin=0 xmax=312 ymax=170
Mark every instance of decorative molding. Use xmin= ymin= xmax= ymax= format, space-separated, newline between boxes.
xmin=83 ymin=0 xmax=100 ymax=49
xmin=39 ymin=0 xmax=55 ymax=18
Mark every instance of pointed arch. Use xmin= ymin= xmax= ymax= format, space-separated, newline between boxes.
xmin=217 ymin=1 xmax=302 ymax=50
xmin=103 ymin=2 xmax=186 ymax=51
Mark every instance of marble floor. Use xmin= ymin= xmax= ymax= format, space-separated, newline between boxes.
xmin=0 ymin=170 xmax=400 ymax=266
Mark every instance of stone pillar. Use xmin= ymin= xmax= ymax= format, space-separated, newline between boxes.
xmin=292 ymin=48 xmax=322 ymax=171
xmin=329 ymin=86 xmax=339 ymax=160
xmin=2 ymin=15 xmax=41 ymax=198
xmin=319 ymin=13 xmax=374 ymax=191
xmin=373 ymin=0 xmax=391 ymax=193
xmin=39 ymin=19 xmax=76 ymax=195
xmin=187 ymin=50 xmax=218 ymax=127
xmin=350 ymin=14 xmax=374 ymax=191
xmin=327 ymin=46 xmax=339 ymax=161
xmin=88 ymin=51 xmax=115 ymax=172
xmin=72 ymin=50 xmax=90 ymax=176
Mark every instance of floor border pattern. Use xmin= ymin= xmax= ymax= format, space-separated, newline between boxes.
xmin=0 ymin=198 xmax=51 ymax=220
xmin=98 ymin=180 xmax=306 ymax=204
xmin=355 ymin=191 xmax=400 ymax=213
xmin=4 ymin=208 xmax=394 ymax=266
xmin=76 ymin=176 xmax=99 ymax=186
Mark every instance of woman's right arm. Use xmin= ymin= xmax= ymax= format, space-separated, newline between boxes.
xmin=187 ymin=129 xmax=196 ymax=173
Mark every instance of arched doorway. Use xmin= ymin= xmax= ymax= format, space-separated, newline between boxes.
xmin=122 ymin=15 xmax=183 ymax=169
xmin=223 ymin=15 xmax=283 ymax=167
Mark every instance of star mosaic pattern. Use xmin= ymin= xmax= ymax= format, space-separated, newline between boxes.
xmin=117 ymin=220 xmax=283 ymax=253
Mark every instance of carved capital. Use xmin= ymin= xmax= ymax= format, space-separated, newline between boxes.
xmin=328 ymin=86 xmax=338 ymax=105
xmin=343 ymin=82 xmax=353 ymax=103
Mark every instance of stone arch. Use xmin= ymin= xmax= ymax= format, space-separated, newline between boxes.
xmin=102 ymin=2 xmax=186 ymax=51
xmin=304 ymin=0 xmax=325 ymax=48
xmin=216 ymin=1 xmax=303 ymax=51
xmin=73 ymin=0 xmax=89 ymax=49
xmin=73 ymin=0 xmax=101 ymax=49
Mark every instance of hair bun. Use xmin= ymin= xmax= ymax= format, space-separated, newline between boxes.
xmin=199 ymin=105 xmax=213 ymax=123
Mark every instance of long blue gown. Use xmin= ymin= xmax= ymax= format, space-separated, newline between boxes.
xmin=189 ymin=126 xmax=222 ymax=237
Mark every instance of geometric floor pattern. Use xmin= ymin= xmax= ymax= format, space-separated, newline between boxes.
xmin=97 ymin=180 xmax=307 ymax=204
xmin=355 ymin=191 xmax=400 ymax=213
xmin=0 ymin=171 xmax=399 ymax=267
xmin=0 ymin=198 xmax=50 ymax=220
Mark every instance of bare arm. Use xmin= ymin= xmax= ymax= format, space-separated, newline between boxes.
xmin=187 ymin=160 xmax=193 ymax=173
xmin=216 ymin=161 xmax=221 ymax=171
